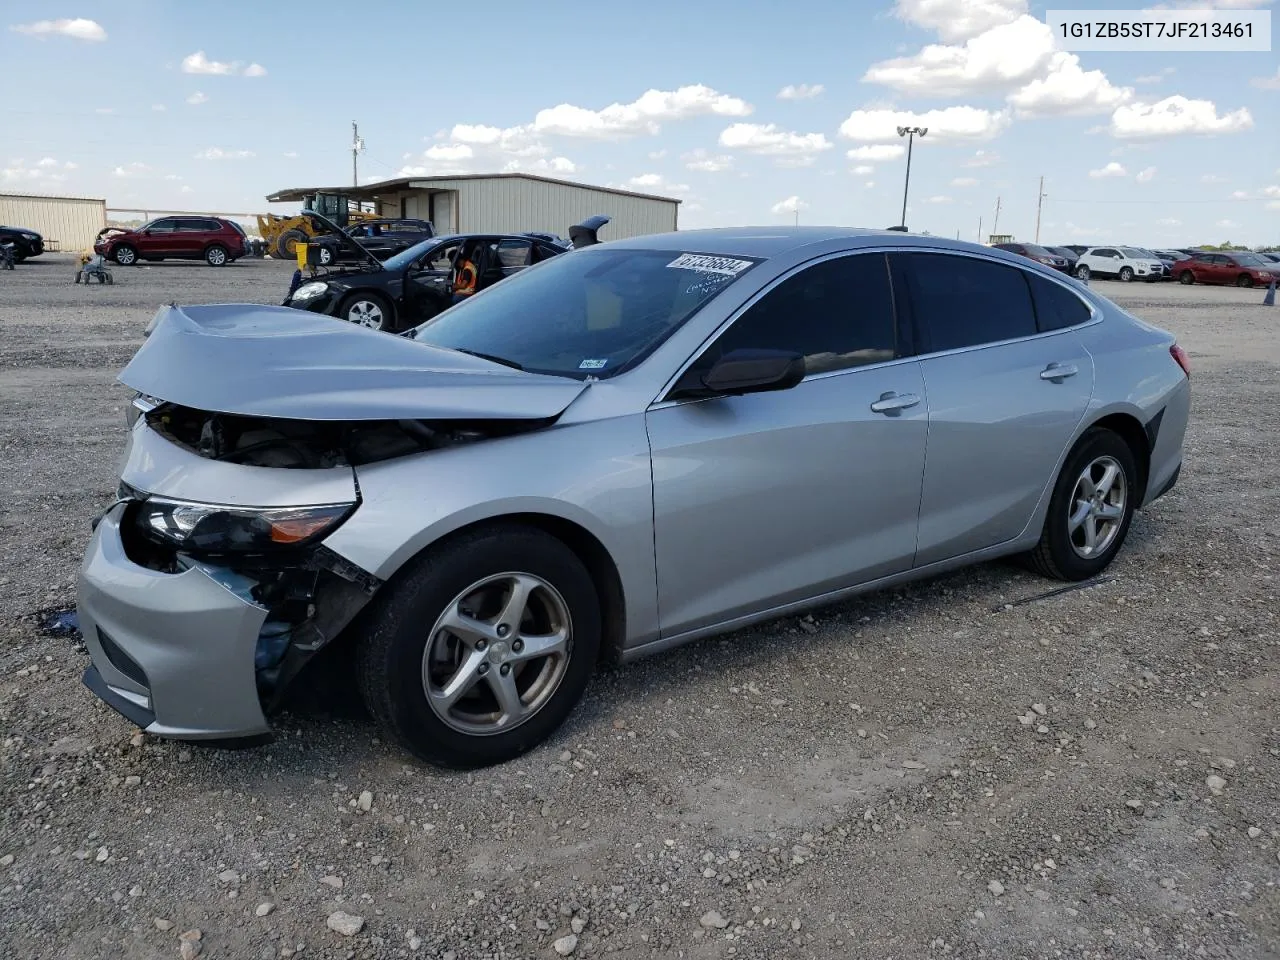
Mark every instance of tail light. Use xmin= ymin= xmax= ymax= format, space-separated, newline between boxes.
xmin=1170 ymin=344 xmax=1191 ymax=378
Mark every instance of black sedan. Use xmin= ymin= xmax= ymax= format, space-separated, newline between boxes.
xmin=312 ymin=218 xmax=437 ymax=266
xmin=0 ymin=225 xmax=45 ymax=261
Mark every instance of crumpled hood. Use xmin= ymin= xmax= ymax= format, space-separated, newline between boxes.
xmin=119 ymin=303 xmax=588 ymax=421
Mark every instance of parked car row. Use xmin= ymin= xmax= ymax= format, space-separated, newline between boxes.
xmin=995 ymin=242 xmax=1280 ymax=288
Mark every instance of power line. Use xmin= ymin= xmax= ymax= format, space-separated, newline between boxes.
xmin=1045 ymin=197 xmax=1259 ymax=204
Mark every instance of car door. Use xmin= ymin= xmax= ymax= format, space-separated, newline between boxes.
xmin=136 ymin=218 xmax=178 ymax=257
xmin=401 ymin=239 xmax=460 ymax=323
xmin=1089 ymin=248 xmax=1119 ymax=276
xmin=894 ymin=251 xmax=1096 ymax=566
xmin=646 ymin=251 xmax=928 ymax=637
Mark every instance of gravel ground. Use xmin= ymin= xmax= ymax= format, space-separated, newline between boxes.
xmin=2 ymin=255 xmax=1278 ymax=960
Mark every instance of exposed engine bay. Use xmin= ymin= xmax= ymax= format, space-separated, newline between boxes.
xmin=144 ymin=401 xmax=552 ymax=469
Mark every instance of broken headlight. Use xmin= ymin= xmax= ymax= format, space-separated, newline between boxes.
xmin=134 ymin=496 xmax=356 ymax=553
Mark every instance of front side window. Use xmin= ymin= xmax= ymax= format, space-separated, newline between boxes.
xmin=900 ymin=252 xmax=1037 ymax=352
xmin=690 ymin=253 xmax=898 ymax=378
xmin=410 ymin=248 xmax=759 ymax=379
xmin=145 ymin=218 xmax=178 ymax=233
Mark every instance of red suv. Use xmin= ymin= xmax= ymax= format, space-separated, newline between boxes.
xmin=94 ymin=216 xmax=247 ymax=267
xmin=1171 ymin=251 xmax=1280 ymax=287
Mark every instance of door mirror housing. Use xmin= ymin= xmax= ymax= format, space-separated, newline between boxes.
xmin=698 ymin=348 xmax=805 ymax=396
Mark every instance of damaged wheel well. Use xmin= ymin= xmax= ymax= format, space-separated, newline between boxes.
xmin=401 ymin=514 xmax=627 ymax=668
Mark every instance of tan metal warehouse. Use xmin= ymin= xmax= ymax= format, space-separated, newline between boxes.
xmin=0 ymin=192 xmax=106 ymax=251
xmin=266 ymin=173 xmax=680 ymax=240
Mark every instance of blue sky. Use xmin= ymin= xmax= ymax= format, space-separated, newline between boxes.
xmin=3 ymin=0 xmax=1277 ymax=245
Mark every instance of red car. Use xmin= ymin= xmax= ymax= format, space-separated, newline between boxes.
xmin=1171 ymin=251 xmax=1280 ymax=288
xmin=94 ymin=216 xmax=247 ymax=267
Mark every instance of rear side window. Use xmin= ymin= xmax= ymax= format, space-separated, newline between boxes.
xmin=1027 ymin=272 xmax=1091 ymax=332
xmin=705 ymin=252 xmax=898 ymax=375
xmin=900 ymin=253 xmax=1037 ymax=352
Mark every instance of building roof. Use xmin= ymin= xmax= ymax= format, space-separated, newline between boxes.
xmin=266 ymin=172 xmax=681 ymax=206
xmin=0 ymin=190 xmax=106 ymax=203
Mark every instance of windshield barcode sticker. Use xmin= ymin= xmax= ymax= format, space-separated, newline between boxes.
xmin=666 ymin=253 xmax=753 ymax=276
xmin=578 ymin=358 xmax=608 ymax=370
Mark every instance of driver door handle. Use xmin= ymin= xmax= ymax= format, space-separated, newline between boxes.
xmin=1040 ymin=362 xmax=1079 ymax=381
xmin=869 ymin=391 xmax=921 ymax=415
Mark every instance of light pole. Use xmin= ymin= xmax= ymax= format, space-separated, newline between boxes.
xmin=896 ymin=125 xmax=926 ymax=229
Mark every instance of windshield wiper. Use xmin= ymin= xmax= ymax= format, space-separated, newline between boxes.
xmin=453 ymin=348 xmax=524 ymax=370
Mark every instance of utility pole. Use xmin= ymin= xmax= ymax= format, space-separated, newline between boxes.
xmin=896 ymin=125 xmax=927 ymax=228
xmin=992 ymin=196 xmax=1002 ymax=236
xmin=1034 ymin=176 xmax=1046 ymax=243
xmin=351 ymin=121 xmax=365 ymax=187
xmin=978 ymin=215 xmax=983 ymax=242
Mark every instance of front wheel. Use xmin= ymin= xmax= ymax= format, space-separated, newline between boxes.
xmin=113 ymin=244 xmax=137 ymax=266
xmin=1179 ymin=270 xmax=1195 ymax=285
xmin=1075 ymin=264 xmax=1090 ymax=281
xmin=338 ymin=292 xmax=392 ymax=331
xmin=205 ymin=244 xmax=228 ymax=267
xmin=1022 ymin=428 xmax=1138 ymax=582
xmin=1118 ymin=266 xmax=1134 ymax=282
xmin=357 ymin=525 xmax=601 ymax=768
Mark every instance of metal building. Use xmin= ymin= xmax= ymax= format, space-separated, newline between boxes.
xmin=0 ymin=192 xmax=106 ymax=251
xmin=266 ymin=173 xmax=680 ymax=240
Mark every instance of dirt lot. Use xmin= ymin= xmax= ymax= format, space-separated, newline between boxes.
xmin=2 ymin=254 xmax=1278 ymax=960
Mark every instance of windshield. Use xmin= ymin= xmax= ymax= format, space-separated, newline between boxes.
xmin=1022 ymin=244 xmax=1055 ymax=257
xmin=409 ymin=248 xmax=760 ymax=379
xmin=1232 ymin=253 xmax=1265 ymax=266
xmin=382 ymin=237 xmax=448 ymax=271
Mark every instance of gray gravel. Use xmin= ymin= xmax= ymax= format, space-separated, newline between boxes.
xmin=2 ymin=256 xmax=1279 ymax=960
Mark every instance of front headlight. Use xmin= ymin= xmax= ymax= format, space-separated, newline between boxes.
xmin=134 ymin=496 xmax=356 ymax=553
xmin=290 ymin=281 xmax=329 ymax=301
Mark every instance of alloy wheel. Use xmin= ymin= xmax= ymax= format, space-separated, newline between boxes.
xmin=1067 ymin=455 xmax=1127 ymax=559
xmin=421 ymin=572 xmax=573 ymax=736
xmin=347 ymin=300 xmax=384 ymax=328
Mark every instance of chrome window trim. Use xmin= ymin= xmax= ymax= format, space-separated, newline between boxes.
xmin=650 ymin=244 xmax=1101 ymax=408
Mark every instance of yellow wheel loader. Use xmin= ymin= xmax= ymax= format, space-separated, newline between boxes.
xmin=256 ymin=192 xmax=378 ymax=260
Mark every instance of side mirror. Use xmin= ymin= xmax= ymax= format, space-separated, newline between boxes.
xmin=699 ymin=348 xmax=805 ymax=396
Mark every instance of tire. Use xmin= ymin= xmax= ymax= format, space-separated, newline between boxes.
xmin=1236 ymin=274 xmax=1253 ymax=288
xmin=113 ymin=244 xmax=137 ymax=266
xmin=356 ymin=525 xmax=601 ymax=768
xmin=338 ymin=292 xmax=392 ymax=331
xmin=1023 ymin=427 xmax=1139 ymax=582
xmin=205 ymin=244 xmax=228 ymax=267
xmin=1179 ymin=270 xmax=1195 ymax=285
xmin=275 ymin=229 xmax=307 ymax=260
xmin=1075 ymin=264 xmax=1090 ymax=281
xmin=1118 ymin=266 xmax=1134 ymax=282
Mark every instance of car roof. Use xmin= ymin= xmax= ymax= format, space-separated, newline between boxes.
xmin=607 ymin=226 xmax=1003 ymax=259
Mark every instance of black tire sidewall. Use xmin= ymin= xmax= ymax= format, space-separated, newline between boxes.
xmin=1041 ymin=429 xmax=1138 ymax=581
xmin=1179 ymin=271 xmax=1194 ymax=285
xmin=359 ymin=527 xmax=602 ymax=768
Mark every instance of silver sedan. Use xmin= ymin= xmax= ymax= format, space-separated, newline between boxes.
xmin=77 ymin=228 xmax=1190 ymax=767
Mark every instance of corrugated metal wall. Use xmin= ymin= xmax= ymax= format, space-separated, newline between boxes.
xmin=434 ymin=178 xmax=677 ymax=239
xmin=0 ymin=193 xmax=106 ymax=250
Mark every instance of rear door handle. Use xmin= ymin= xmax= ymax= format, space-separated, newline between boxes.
xmin=869 ymin=391 xmax=921 ymax=415
xmin=1040 ymin=363 xmax=1079 ymax=381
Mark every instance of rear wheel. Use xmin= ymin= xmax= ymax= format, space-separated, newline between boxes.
xmin=357 ymin=525 xmax=601 ymax=768
xmin=338 ymin=292 xmax=392 ymax=331
xmin=1236 ymin=274 xmax=1253 ymax=288
xmin=1118 ymin=266 xmax=1134 ymax=282
xmin=205 ymin=244 xmax=228 ymax=267
xmin=1023 ymin=428 xmax=1138 ymax=582
xmin=1179 ymin=270 xmax=1195 ymax=285
xmin=276 ymin=229 xmax=307 ymax=260
xmin=113 ymin=244 xmax=137 ymax=266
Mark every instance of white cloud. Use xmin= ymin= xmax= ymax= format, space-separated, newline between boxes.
xmin=193 ymin=148 xmax=255 ymax=160
xmin=163 ymin=174 xmax=183 ymax=181
xmin=839 ymin=105 xmax=1010 ymax=141
xmin=777 ymin=83 xmax=824 ymax=100
xmin=9 ymin=18 xmax=106 ymax=41
xmin=1252 ymin=67 xmax=1280 ymax=90
xmin=893 ymin=0 xmax=1027 ymax=42
xmin=1 ymin=158 xmax=71 ymax=184
xmin=627 ymin=173 xmax=689 ymax=196
xmin=152 ymin=104 xmax=166 ymax=112
xmin=771 ymin=195 xmax=809 ymax=214
xmin=1135 ymin=67 xmax=1176 ymax=84
xmin=36 ymin=157 xmax=58 ymax=168
xmin=182 ymin=51 xmax=238 ymax=75
xmin=1136 ymin=166 xmax=1157 ymax=183
xmin=1230 ymin=189 xmax=1250 ymax=199
xmin=648 ymin=149 xmax=668 ymax=160
xmin=718 ymin=123 xmax=833 ymax=158
xmin=180 ymin=185 xmax=193 ymax=194
xmin=1008 ymin=53 xmax=1132 ymax=117
xmin=243 ymin=63 xmax=267 ymax=78
xmin=112 ymin=162 xmax=151 ymax=178
xmin=95 ymin=107 xmax=115 ymax=115
xmin=503 ymin=156 xmax=578 ymax=175
xmin=424 ymin=143 xmax=473 ymax=162
xmin=683 ymin=149 xmax=733 ymax=172
xmin=864 ymin=181 xmax=876 ymax=188
xmin=925 ymin=195 xmax=954 ymax=203
xmin=1088 ymin=162 xmax=1127 ymax=178
xmin=1216 ymin=219 xmax=1239 ymax=228
xmin=951 ymin=176 xmax=979 ymax=186
xmin=186 ymin=91 xmax=208 ymax=105
xmin=1263 ymin=185 xmax=1280 ymax=198
xmin=283 ymin=151 xmax=299 ymax=159
xmin=1200 ymin=173 xmax=1226 ymax=183
xmin=851 ymin=164 xmax=875 ymax=175
xmin=847 ymin=144 xmax=905 ymax=161
xmin=533 ymin=84 xmax=751 ymax=139
xmin=864 ymin=15 xmax=1054 ymax=96
xmin=1157 ymin=217 xmax=1181 ymax=226
xmin=964 ymin=149 xmax=1000 ymax=167
xmin=1110 ymin=96 xmax=1253 ymax=138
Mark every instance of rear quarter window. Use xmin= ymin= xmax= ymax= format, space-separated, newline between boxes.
xmin=1027 ymin=272 xmax=1092 ymax=332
